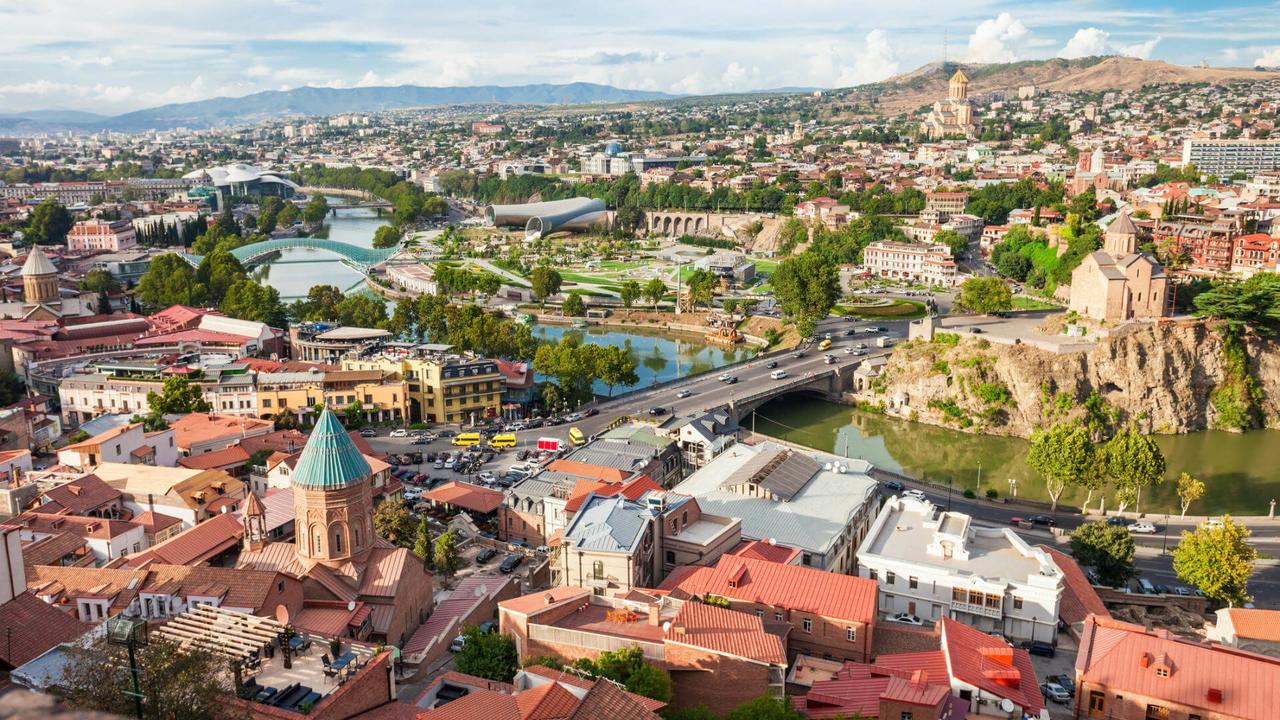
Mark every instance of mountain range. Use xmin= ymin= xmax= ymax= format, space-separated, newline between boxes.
xmin=0 ymin=82 xmax=676 ymax=133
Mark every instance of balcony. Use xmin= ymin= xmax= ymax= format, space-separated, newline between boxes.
xmin=951 ymin=599 xmax=1002 ymax=619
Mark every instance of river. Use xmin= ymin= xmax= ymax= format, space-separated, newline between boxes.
xmin=752 ymin=397 xmax=1280 ymax=515
xmin=255 ymin=199 xmax=387 ymax=300
xmin=532 ymin=324 xmax=746 ymax=396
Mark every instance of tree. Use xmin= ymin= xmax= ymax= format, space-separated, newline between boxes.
xmin=726 ymin=695 xmax=808 ymax=720
xmin=643 ymin=277 xmax=667 ymax=308
xmin=596 ymin=345 xmax=639 ymax=396
xmin=373 ymin=497 xmax=416 ymax=547
xmin=574 ymin=646 xmax=672 ymax=702
xmin=221 ymin=278 xmax=286 ymax=327
xmin=412 ymin=516 xmax=434 ymax=571
xmin=344 ymin=399 xmax=366 ymax=429
xmin=145 ymin=376 xmax=211 ymax=416
xmin=1193 ymin=272 xmax=1280 ymax=333
xmin=59 ymin=636 xmax=231 ymax=720
xmin=530 ymin=266 xmax=563 ymax=305
xmin=1176 ymin=472 xmax=1206 ymax=518
xmin=1101 ymin=423 xmax=1166 ymax=514
xmin=278 ymin=200 xmax=299 ymax=227
xmin=302 ymin=196 xmax=329 ymax=224
xmin=334 ymin=294 xmax=388 ymax=328
xmin=619 ymin=280 xmax=641 ymax=308
xmin=684 ymin=268 xmax=718 ymax=308
xmin=1026 ymin=423 xmax=1095 ymax=511
xmin=80 ymin=269 xmax=122 ymax=294
xmin=137 ymin=253 xmax=204 ymax=309
xmin=453 ymin=626 xmax=519 ymax=682
xmin=1070 ymin=522 xmax=1136 ymax=587
xmin=433 ymin=529 xmax=460 ymax=579
xmin=195 ymin=248 xmax=247 ymax=307
xmin=933 ymin=228 xmax=969 ymax=259
xmin=372 ymin=225 xmax=401 ymax=249
xmin=26 ymin=196 xmax=73 ymax=245
xmin=957 ymin=277 xmax=1013 ymax=315
xmin=771 ymin=252 xmax=841 ymax=332
xmin=562 ymin=291 xmax=586 ymax=317
xmin=257 ymin=195 xmax=284 ymax=234
xmin=614 ymin=203 xmax=646 ymax=236
xmin=1173 ymin=515 xmax=1257 ymax=606
xmin=294 ymin=284 xmax=344 ymax=321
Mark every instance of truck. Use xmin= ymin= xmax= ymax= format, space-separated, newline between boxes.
xmin=536 ymin=437 xmax=565 ymax=453
xmin=875 ymin=336 xmax=893 ymax=348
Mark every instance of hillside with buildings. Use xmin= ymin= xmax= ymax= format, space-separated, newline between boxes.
xmin=842 ymin=56 xmax=1280 ymax=116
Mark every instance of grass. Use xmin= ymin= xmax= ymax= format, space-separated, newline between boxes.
xmin=1011 ymin=295 xmax=1062 ymax=311
xmin=832 ymin=299 xmax=927 ymax=320
xmin=753 ymin=259 xmax=779 ymax=275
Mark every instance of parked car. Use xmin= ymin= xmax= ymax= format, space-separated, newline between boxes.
xmin=500 ymin=554 xmax=523 ymax=573
xmin=886 ymin=613 xmax=924 ymax=626
xmin=1028 ymin=515 xmax=1056 ymax=527
xmin=1022 ymin=641 xmax=1056 ymax=658
xmin=584 ymin=408 xmax=599 ymax=417
xmin=903 ymin=489 xmax=927 ymax=502
xmin=882 ymin=480 xmax=904 ymax=493
xmin=449 ymin=635 xmax=466 ymax=652
xmin=676 ymin=389 xmax=693 ymax=398
xmin=359 ymin=428 xmax=377 ymax=437
xmin=526 ymin=418 xmax=544 ymax=429
xmin=476 ymin=547 xmax=498 ymax=564
xmin=1129 ymin=521 xmax=1158 ymax=534
xmin=389 ymin=428 xmax=408 ymax=437
xmin=1040 ymin=682 xmax=1070 ymax=704
xmin=478 ymin=471 xmax=496 ymax=484
xmin=1106 ymin=516 xmax=1131 ymax=527
xmin=564 ymin=412 xmax=584 ymax=423
xmin=648 ymin=406 xmax=666 ymax=416
xmin=1051 ymin=675 xmax=1075 ymax=696
xmin=478 ymin=620 xmax=498 ymax=635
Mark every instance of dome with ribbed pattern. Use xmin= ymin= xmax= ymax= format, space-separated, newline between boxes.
xmin=292 ymin=410 xmax=371 ymax=490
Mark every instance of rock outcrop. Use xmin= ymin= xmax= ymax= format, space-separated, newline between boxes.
xmin=858 ymin=320 xmax=1280 ymax=438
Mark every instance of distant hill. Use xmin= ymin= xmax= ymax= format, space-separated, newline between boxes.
xmin=840 ymin=56 xmax=1280 ymax=116
xmin=9 ymin=83 xmax=676 ymax=133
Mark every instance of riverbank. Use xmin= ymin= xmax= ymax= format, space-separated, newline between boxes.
xmin=522 ymin=308 xmax=779 ymax=349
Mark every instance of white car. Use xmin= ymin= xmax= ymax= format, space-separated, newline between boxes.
xmin=902 ymin=489 xmax=927 ymax=502
xmin=1040 ymin=682 xmax=1070 ymax=704
xmin=478 ymin=471 xmax=496 ymax=484
xmin=887 ymin=613 xmax=924 ymax=626
xmin=1201 ymin=518 xmax=1224 ymax=529
xmin=389 ymin=428 xmax=408 ymax=438
xmin=676 ymin=389 xmax=692 ymax=398
xmin=564 ymin=412 xmax=583 ymax=423
xmin=1129 ymin=521 xmax=1158 ymax=534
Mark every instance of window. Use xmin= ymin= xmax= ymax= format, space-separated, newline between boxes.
xmin=665 ymin=551 xmax=675 ymax=564
xmin=1144 ymin=704 xmax=1169 ymax=720
xmin=909 ymin=576 xmax=918 ymax=589
xmin=1013 ymin=596 xmax=1023 ymax=610
xmin=1088 ymin=691 xmax=1105 ymax=714
xmin=869 ymin=569 xmax=877 ymax=581
xmin=900 ymin=713 xmax=913 ymax=720
xmin=592 ymin=561 xmax=604 ymax=580
xmin=846 ymin=627 xmax=857 ymax=642
xmin=1155 ymin=666 xmax=1169 ymax=678
xmin=775 ymin=612 xmax=783 ymax=622
xmin=802 ymin=553 xmax=812 ymax=566
xmin=886 ymin=571 xmax=896 ymax=585
xmin=755 ymin=609 xmax=763 ymax=618
xmin=333 ymin=528 xmax=343 ymax=553
xmin=802 ymin=618 xmax=812 ymax=633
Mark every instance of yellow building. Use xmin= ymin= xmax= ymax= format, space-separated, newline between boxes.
xmin=342 ymin=346 xmax=503 ymax=425
xmin=921 ymin=69 xmax=976 ymax=139
xmin=256 ymin=369 xmax=407 ymax=425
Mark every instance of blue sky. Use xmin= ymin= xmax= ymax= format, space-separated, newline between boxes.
xmin=1 ymin=0 xmax=1279 ymax=114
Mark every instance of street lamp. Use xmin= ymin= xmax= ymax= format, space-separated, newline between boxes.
xmin=106 ymin=616 xmax=148 ymax=720
xmin=976 ymin=460 xmax=982 ymax=497
xmin=1162 ymin=514 xmax=1170 ymax=555
xmin=1008 ymin=478 xmax=1018 ymax=498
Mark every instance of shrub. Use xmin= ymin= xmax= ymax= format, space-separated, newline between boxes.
xmin=962 ymin=489 xmax=977 ymax=499
xmin=931 ymin=360 xmax=951 ymax=376
xmin=985 ymin=488 xmax=999 ymax=499
xmin=933 ymin=332 xmax=960 ymax=347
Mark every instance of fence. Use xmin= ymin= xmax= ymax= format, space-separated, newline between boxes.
xmin=528 ymin=624 xmax=665 ymax=661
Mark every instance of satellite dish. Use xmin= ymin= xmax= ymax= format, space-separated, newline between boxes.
xmin=662 ymin=621 xmax=671 ymax=633
xmin=347 ymin=600 xmax=357 ymax=611
xmin=275 ymin=604 xmax=290 ymax=625
xmin=999 ymin=698 xmax=1014 ymax=713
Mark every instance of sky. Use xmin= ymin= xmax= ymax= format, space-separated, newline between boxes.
xmin=2 ymin=0 xmax=1280 ymax=115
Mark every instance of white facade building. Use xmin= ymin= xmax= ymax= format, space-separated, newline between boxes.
xmin=862 ymin=241 xmax=957 ymax=286
xmin=856 ymin=496 xmax=1064 ymax=643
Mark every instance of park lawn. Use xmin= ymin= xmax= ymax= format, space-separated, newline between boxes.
xmin=832 ymin=299 xmax=927 ymax=320
xmin=598 ymin=260 xmax=648 ymax=271
xmin=753 ymin=259 xmax=779 ymax=275
xmin=1011 ymin=295 xmax=1062 ymax=311
xmin=561 ymin=272 xmax=624 ymax=288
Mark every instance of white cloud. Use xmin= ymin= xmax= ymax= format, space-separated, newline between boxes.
xmin=58 ymin=54 xmax=114 ymax=69
xmin=1059 ymin=28 xmax=1111 ymax=59
xmin=966 ymin=13 xmax=1034 ymax=63
xmin=1118 ymin=36 xmax=1161 ymax=59
xmin=808 ymin=29 xmax=900 ymax=89
xmin=0 ymin=79 xmax=132 ymax=104
xmin=719 ymin=62 xmax=754 ymax=90
xmin=1255 ymin=48 xmax=1280 ymax=66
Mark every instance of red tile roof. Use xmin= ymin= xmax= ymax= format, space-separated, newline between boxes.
xmin=520 ymin=666 xmax=666 ymax=713
xmin=1078 ymin=614 xmax=1280 ymax=720
xmin=38 ymin=474 xmax=121 ymax=515
xmin=1041 ymin=545 xmax=1109 ymax=624
xmin=1220 ymin=608 xmax=1280 ymax=642
xmin=0 ymin=591 xmax=87 ymax=667
xmin=425 ymin=481 xmax=503 ymax=514
xmin=726 ymin=539 xmax=801 ymax=565
xmin=499 ymin=587 xmax=591 ymax=617
xmin=547 ymin=459 xmax=630 ymax=484
xmin=793 ymin=661 xmax=950 ymax=719
xmin=940 ymin=617 xmax=1043 ymax=715
xmin=657 ymin=555 xmax=876 ymax=625
xmin=669 ymin=600 xmax=786 ymax=665
xmin=177 ymin=444 xmax=250 ymax=470
xmin=124 ymin=512 xmax=243 ymax=566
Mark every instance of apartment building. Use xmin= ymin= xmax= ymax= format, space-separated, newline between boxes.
xmin=499 ymin=588 xmax=787 ymax=715
xmin=66 ymin=218 xmax=137 ymax=253
xmin=289 ymin=323 xmax=392 ymax=363
xmin=856 ymin=496 xmax=1064 ymax=643
xmin=863 ymin=240 xmax=957 ymax=287
xmin=256 ymin=368 xmax=407 ymax=424
xmin=660 ymin=554 xmax=877 ymax=663
xmin=925 ymin=191 xmax=969 ymax=219
xmin=342 ymin=345 xmax=503 ymax=424
xmin=55 ymin=422 xmax=178 ymax=469
xmin=500 ymin=459 xmax=660 ymax=547
xmin=1153 ymin=215 xmax=1243 ymax=273
xmin=1182 ymin=138 xmax=1280 ymax=176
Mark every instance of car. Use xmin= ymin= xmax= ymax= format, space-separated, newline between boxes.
xmin=443 ymin=458 xmax=456 ymax=470
xmin=1051 ymin=674 xmax=1076 ymax=696
xmin=1009 ymin=516 xmax=1028 ymax=526
xmin=855 ymin=343 xmax=868 ymax=350
xmin=724 ymin=376 xmax=739 ymax=385
xmin=478 ymin=471 xmax=496 ymax=484
xmin=717 ymin=372 xmax=732 ymax=381
xmin=359 ymin=428 xmax=377 ymax=437
xmin=1040 ymin=682 xmax=1070 ymax=704
xmin=564 ymin=412 xmax=584 ymax=423
xmin=1105 ymin=516 xmax=1131 ymax=527
xmin=824 ymin=332 xmax=832 ymax=340
xmin=823 ymin=354 xmax=836 ymax=364
xmin=449 ymin=635 xmax=466 ymax=652
xmin=1022 ymin=641 xmax=1056 ymax=658
xmin=676 ymin=389 xmax=693 ymax=398
xmin=437 ymin=430 xmax=456 ymax=438
xmin=1129 ymin=521 xmax=1158 ymax=534
xmin=766 ymin=361 xmax=778 ymax=369
xmin=1173 ymin=586 xmax=1191 ymax=596
xmin=433 ymin=459 xmax=444 ymax=469
xmin=389 ymin=428 xmax=408 ymax=437
xmin=526 ymin=418 xmax=545 ymax=429
xmin=1028 ymin=515 xmax=1056 ymax=527
xmin=903 ymin=489 xmax=927 ymax=502
xmin=882 ymin=480 xmax=904 ymax=493
xmin=412 ymin=437 xmax=429 ymax=445
xmin=648 ymin=406 xmax=666 ymax=416
xmin=792 ymin=351 xmax=806 ymax=359
xmin=504 ymin=421 xmax=527 ymax=432
xmin=474 ymin=546 xmax=498 ymax=564
xmin=1202 ymin=518 xmax=1225 ymax=529
xmin=887 ymin=613 xmax=924 ymax=626
xmin=844 ymin=328 xmax=859 ymax=336
xmin=969 ymin=326 xmax=984 ymax=334
xmin=500 ymin=554 xmax=523 ymax=573
xmin=478 ymin=620 xmax=498 ymax=635
xmin=584 ymin=408 xmax=599 ymax=417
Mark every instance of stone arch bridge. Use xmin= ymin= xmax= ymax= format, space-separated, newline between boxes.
xmin=646 ymin=211 xmax=757 ymax=238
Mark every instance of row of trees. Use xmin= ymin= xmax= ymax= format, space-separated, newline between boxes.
xmin=294 ymin=164 xmax=445 ymax=226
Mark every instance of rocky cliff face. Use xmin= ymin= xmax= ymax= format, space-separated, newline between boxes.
xmin=859 ymin=321 xmax=1280 ymax=438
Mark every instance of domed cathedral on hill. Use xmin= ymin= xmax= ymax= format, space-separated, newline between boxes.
xmin=921 ymin=68 xmax=977 ymax=140
xmin=11 ymin=246 xmax=93 ymax=320
xmin=237 ymin=409 xmax=432 ymax=646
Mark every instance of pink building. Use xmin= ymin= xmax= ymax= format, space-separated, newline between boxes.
xmin=67 ymin=218 xmax=137 ymax=253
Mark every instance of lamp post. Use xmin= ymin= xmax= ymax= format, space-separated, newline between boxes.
xmin=107 ymin=617 xmax=148 ymax=720
xmin=1162 ymin=514 xmax=1170 ymax=555
xmin=976 ymin=460 xmax=982 ymax=497
xmin=1008 ymin=478 xmax=1018 ymax=499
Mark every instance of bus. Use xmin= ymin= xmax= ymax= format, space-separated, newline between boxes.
xmin=451 ymin=432 xmax=482 ymax=447
xmin=568 ymin=427 xmax=586 ymax=446
xmin=490 ymin=433 xmax=518 ymax=449
xmin=818 ymin=338 xmax=832 ymax=351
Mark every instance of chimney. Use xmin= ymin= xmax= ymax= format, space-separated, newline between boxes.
xmin=648 ymin=604 xmax=661 ymax=626
xmin=1207 ymin=688 xmax=1223 ymax=704
xmin=543 ymin=593 xmax=555 ymax=606
xmin=1139 ymin=653 xmax=1151 ymax=668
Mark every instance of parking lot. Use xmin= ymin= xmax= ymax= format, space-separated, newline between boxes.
xmin=1029 ymin=633 xmax=1079 ymax=720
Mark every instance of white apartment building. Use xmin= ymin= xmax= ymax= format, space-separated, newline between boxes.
xmin=67 ymin=218 xmax=137 ymax=253
xmin=862 ymin=240 xmax=957 ymax=287
xmin=1182 ymin=138 xmax=1280 ymax=177
xmin=856 ymin=496 xmax=1064 ymax=643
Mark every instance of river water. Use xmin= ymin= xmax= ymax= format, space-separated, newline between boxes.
xmin=255 ymin=200 xmax=385 ymax=300
xmin=752 ymin=397 xmax=1280 ymax=515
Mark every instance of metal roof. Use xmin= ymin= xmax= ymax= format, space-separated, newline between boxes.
xmin=291 ymin=409 xmax=371 ymax=491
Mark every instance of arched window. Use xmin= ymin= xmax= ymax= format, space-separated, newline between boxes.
xmin=311 ymin=525 xmax=322 ymax=556
xmin=334 ymin=529 xmax=343 ymax=553
xmin=592 ymin=561 xmax=604 ymax=580
xmin=354 ymin=526 xmax=362 ymax=549
xmin=330 ymin=522 xmax=346 ymax=554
